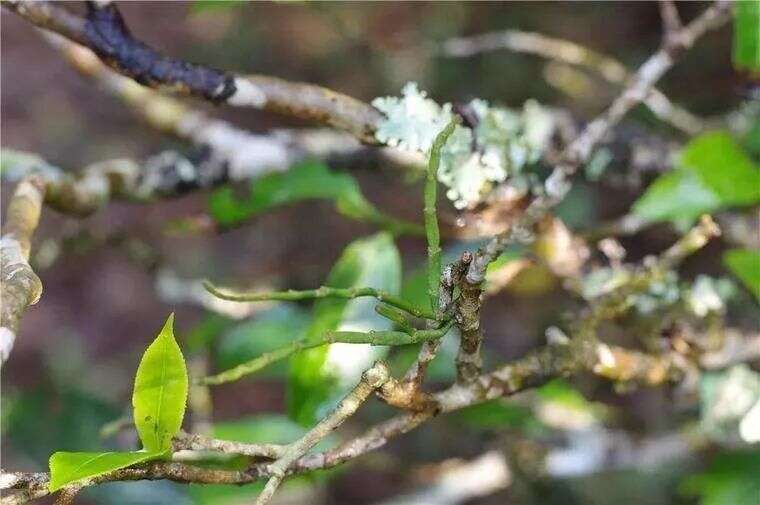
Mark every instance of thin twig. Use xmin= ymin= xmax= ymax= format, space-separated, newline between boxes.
xmin=659 ymin=0 xmax=684 ymax=40
xmin=203 ymin=281 xmax=434 ymax=319
xmin=253 ymin=361 xmax=391 ymax=504
xmin=199 ymin=324 xmax=451 ymax=386
xmin=172 ymin=432 xmax=286 ymax=460
xmin=442 ymin=28 xmax=703 ymax=135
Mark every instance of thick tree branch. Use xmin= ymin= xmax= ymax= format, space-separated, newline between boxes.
xmin=0 ymin=178 xmax=45 ymax=364
xmin=4 ymin=1 xmax=384 ymax=143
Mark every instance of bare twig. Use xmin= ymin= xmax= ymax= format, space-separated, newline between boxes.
xmin=443 ymin=28 xmax=703 ymax=135
xmin=254 ymin=361 xmax=391 ymax=504
xmin=172 ymin=432 xmax=286 ymax=460
xmin=659 ymin=0 xmax=684 ymax=41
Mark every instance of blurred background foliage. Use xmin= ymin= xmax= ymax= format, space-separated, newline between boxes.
xmin=1 ymin=1 xmax=758 ymax=504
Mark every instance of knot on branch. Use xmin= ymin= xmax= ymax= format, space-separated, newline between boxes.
xmin=378 ymin=377 xmax=440 ymax=413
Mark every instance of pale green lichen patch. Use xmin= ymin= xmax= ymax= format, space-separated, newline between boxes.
xmin=372 ymin=83 xmax=554 ymax=209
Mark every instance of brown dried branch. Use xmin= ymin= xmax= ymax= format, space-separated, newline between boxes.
xmin=4 ymin=1 xmax=383 ymax=143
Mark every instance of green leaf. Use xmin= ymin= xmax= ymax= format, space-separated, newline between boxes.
xmin=288 ymin=233 xmax=401 ymax=425
xmin=632 ymin=169 xmax=721 ymax=223
xmin=682 ymin=451 xmax=760 ymax=505
xmin=633 ymin=131 xmax=760 ymax=223
xmin=733 ymin=0 xmax=760 ymax=73
xmin=724 ymin=249 xmax=760 ymax=302
xmin=48 ymin=451 xmax=163 ymax=492
xmin=680 ymin=131 xmax=760 ymax=206
xmin=208 ymin=161 xmax=421 ymax=234
xmin=132 ymin=314 xmax=189 ymax=453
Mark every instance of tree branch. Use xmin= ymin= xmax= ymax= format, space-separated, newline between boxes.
xmin=4 ymin=1 xmax=384 ymax=142
xmin=253 ymin=361 xmax=391 ymax=504
xmin=0 ymin=178 xmax=45 ymax=364
xmin=442 ymin=28 xmax=704 ymax=135
xmin=465 ymin=0 xmax=731 ymax=286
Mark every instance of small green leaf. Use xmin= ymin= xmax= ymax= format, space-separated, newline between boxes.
xmin=632 ymin=169 xmax=721 ymax=223
xmin=132 ymin=314 xmax=189 ymax=453
xmin=733 ymin=0 xmax=760 ymax=74
xmin=724 ymin=248 xmax=760 ymax=302
xmin=633 ymin=131 xmax=760 ymax=223
xmin=288 ymin=233 xmax=401 ymax=425
xmin=48 ymin=451 xmax=162 ymax=492
xmin=208 ymin=162 xmax=421 ymax=234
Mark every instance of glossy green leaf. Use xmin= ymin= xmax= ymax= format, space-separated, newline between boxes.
xmin=633 ymin=131 xmax=760 ymax=223
xmin=132 ymin=314 xmax=188 ymax=453
xmin=723 ymin=248 xmax=760 ymax=302
xmin=733 ymin=0 xmax=760 ymax=73
xmin=208 ymin=161 xmax=421 ymax=234
xmin=48 ymin=450 xmax=163 ymax=492
xmin=288 ymin=232 xmax=401 ymax=426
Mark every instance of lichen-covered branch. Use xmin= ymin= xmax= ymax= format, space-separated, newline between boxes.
xmin=2 ymin=150 xmax=232 ymax=217
xmin=0 ymin=178 xmax=45 ymax=364
xmin=4 ymin=1 xmax=384 ymax=143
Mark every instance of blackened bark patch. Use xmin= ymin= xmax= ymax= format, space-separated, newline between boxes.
xmin=83 ymin=3 xmax=236 ymax=103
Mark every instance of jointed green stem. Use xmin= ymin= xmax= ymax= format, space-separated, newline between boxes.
xmin=198 ymin=322 xmax=453 ymax=386
xmin=198 ymin=341 xmax=323 ymax=386
xmin=203 ymin=281 xmax=435 ymax=320
xmin=425 ymin=118 xmax=459 ymax=316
